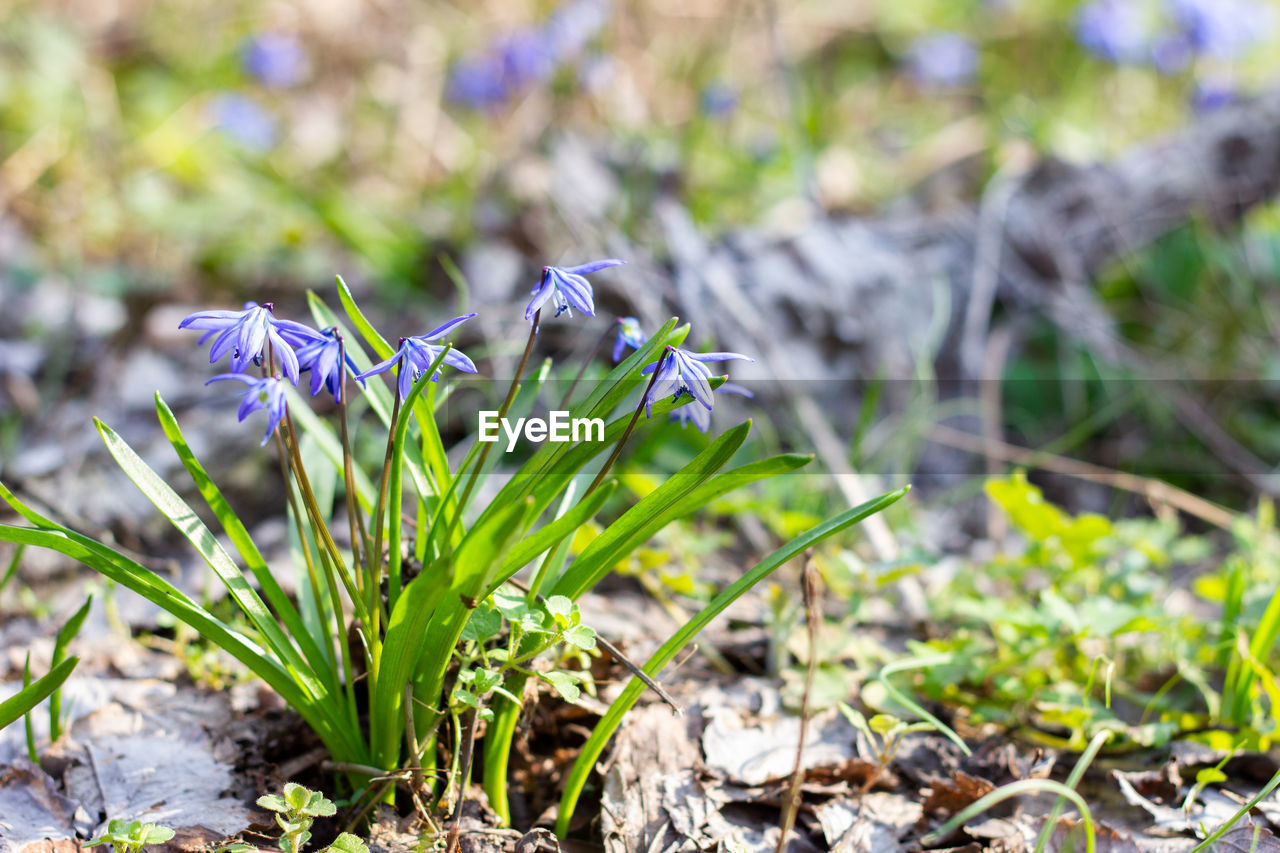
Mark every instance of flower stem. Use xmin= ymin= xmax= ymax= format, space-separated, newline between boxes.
xmin=585 ymin=346 xmax=669 ymax=495
xmin=367 ymin=390 xmax=401 ymax=640
xmin=558 ymin=318 xmax=619 ymax=410
xmin=451 ymin=310 xmax=540 ymax=534
xmin=337 ymin=335 xmax=372 ymax=573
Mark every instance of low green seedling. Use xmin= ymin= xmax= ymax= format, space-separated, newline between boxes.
xmin=246 ymin=783 xmax=366 ymax=853
xmin=85 ymin=819 xmax=175 ymax=853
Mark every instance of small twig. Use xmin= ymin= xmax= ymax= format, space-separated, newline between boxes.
xmin=777 ymin=554 xmax=819 ymax=853
xmin=446 ymin=708 xmax=481 ymax=853
xmin=504 ymin=576 xmax=683 ymax=714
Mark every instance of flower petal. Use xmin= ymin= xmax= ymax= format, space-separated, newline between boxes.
xmin=560 ymin=258 xmax=625 ymax=276
xmin=525 ymin=278 xmax=555 ymax=322
xmin=422 ymin=313 xmax=478 ymax=341
xmin=355 ymin=352 xmax=401 ymax=381
xmin=688 ymin=351 xmax=754 ymax=364
xmin=551 ymin=270 xmax=595 ymax=316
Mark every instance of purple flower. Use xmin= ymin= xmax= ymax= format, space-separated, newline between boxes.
xmin=671 ymin=382 xmax=753 ymax=432
xmin=640 ymin=347 xmax=753 ymax=420
xmin=447 ymin=56 xmax=510 ymax=109
xmin=295 ymin=327 xmax=364 ymax=403
xmin=498 ymin=29 xmax=556 ymax=90
xmin=613 ymin=317 xmax=647 ymax=362
xmin=526 ymin=259 xmax=625 ymax=323
xmin=903 ymin=33 xmax=978 ymax=88
xmin=699 ymin=82 xmax=738 ymax=117
xmin=1076 ymin=0 xmax=1151 ymax=64
xmin=210 ymin=94 xmax=278 ymax=150
xmin=1192 ymin=76 xmax=1237 ymax=111
xmin=1167 ymin=0 xmax=1271 ymax=60
xmin=544 ymin=0 xmax=611 ymax=57
xmin=207 ymin=374 xmax=290 ymax=446
xmin=355 ymin=314 xmax=478 ymax=400
xmin=446 ymin=0 xmax=612 ymax=110
xmin=179 ymin=302 xmax=317 ymax=383
xmin=242 ymin=33 xmax=307 ymax=88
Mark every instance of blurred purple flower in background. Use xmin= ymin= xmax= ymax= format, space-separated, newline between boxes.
xmin=210 ymin=94 xmax=278 ymax=150
xmin=1076 ymin=0 xmax=1152 ymax=64
xmin=1192 ymin=75 xmax=1237 ymax=111
xmin=242 ymin=32 xmax=307 ymax=88
xmin=903 ymin=33 xmax=978 ymax=88
xmin=699 ymin=82 xmax=738 ymax=117
xmin=447 ymin=0 xmax=611 ymax=110
xmin=1077 ymin=0 xmax=1271 ymax=69
xmin=1167 ymin=0 xmax=1271 ymax=59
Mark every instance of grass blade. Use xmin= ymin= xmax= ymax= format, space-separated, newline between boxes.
xmin=554 ymin=485 xmax=910 ymax=836
xmin=0 ymin=656 xmax=78 ymax=730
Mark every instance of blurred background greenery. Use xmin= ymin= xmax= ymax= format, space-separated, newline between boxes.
xmin=4 ymin=0 xmax=1277 ymax=297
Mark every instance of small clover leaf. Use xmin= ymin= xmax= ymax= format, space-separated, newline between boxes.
xmin=257 ymin=794 xmax=290 ymax=813
xmin=542 ymin=671 xmax=584 ymax=703
xmin=322 ymin=833 xmax=370 ymax=853
xmin=563 ymin=624 xmax=596 ymax=650
xmin=472 ymin=668 xmax=502 ymax=694
xmin=461 ymin=605 xmax=502 ymax=643
xmin=545 ymin=595 xmax=574 ymax=629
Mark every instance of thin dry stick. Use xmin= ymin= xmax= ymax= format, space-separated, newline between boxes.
xmin=446 ymin=708 xmax=481 ymax=853
xmin=777 ymin=555 xmax=819 ymax=853
xmin=503 ymin=576 xmax=683 ymax=714
xmin=928 ymin=423 xmax=1238 ymax=530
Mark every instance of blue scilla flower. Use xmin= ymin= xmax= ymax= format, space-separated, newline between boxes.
xmin=355 ymin=314 xmax=478 ymax=400
xmin=243 ymin=32 xmax=307 ymax=88
xmin=613 ymin=317 xmax=647 ymax=362
xmin=210 ymin=94 xmax=278 ymax=150
xmin=295 ymin=327 xmax=364 ymax=403
xmin=903 ymin=33 xmax=978 ymax=88
xmin=641 ymin=347 xmax=753 ymax=419
xmin=1075 ymin=0 xmax=1151 ymax=64
xmin=207 ymin=374 xmax=290 ymax=446
xmin=526 ymin=259 xmax=625 ymax=323
xmin=671 ymin=382 xmax=753 ymax=432
xmin=180 ymin=302 xmax=317 ymax=384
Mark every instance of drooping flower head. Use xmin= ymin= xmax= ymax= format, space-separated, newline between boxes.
xmin=671 ymin=382 xmax=753 ymax=432
xmin=295 ymin=326 xmax=364 ymax=403
xmin=206 ymin=374 xmax=290 ymax=446
xmin=526 ymin=259 xmax=625 ymax=323
xmin=612 ymin=316 xmax=647 ymax=362
xmin=355 ymin=313 xmax=478 ymax=400
xmin=640 ymin=346 xmax=753 ymax=419
xmin=179 ymin=302 xmax=318 ymax=383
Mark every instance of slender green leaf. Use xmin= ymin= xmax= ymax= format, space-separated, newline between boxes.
xmin=554 ymin=486 xmax=910 ymax=836
xmin=95 ymin=419 xmax=322 ymax=696
xmin=49 ymin=595 xmax=91 ymax=740
xmin=370 ymin=560 xmax=455 ymax=766
xmin=155 ymin=397 xmax=337 ymax=691
xmin=0 ymin=656 xmax=77 ymax=730
xmin=551 ymin=422 xmax=754 ymax=600
xmin=0 ymin=522 xmax=367 ymax=761
xmin=554 ymin=451 xmax=811 ymax=600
